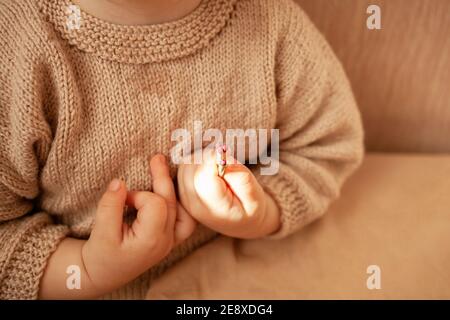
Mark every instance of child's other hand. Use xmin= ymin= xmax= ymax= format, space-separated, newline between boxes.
xmin=177 ymin=148 xmax=280 ymax=239
xmin=81 ymin=155 xmax=196 ymax=295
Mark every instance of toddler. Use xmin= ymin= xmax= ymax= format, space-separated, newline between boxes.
xmin=0 ymin=0 xmax=363 ymax=299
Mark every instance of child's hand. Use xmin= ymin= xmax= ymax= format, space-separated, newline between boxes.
xmin=81 ymin=155 xmax=196 ymax=295
xmin=177 ymin=148 xmax=280 ymax=239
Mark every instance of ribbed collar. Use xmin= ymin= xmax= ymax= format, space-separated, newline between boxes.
xmin=38 ymin=0 xmax=237 ymax=64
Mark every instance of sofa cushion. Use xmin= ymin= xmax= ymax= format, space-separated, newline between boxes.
xmin=146 ymin=153 xmax=450 ymax=299
xmin=295 ymin=0 xmax=450 ymax=153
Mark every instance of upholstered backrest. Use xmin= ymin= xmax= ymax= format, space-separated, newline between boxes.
xmin=295 ymin=0 xmax=450 ymax=152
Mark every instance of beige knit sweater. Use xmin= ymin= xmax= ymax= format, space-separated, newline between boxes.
xmin=0 ymin=0 xmax=363 ymax=299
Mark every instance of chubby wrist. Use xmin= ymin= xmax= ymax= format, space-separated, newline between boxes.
xmin=39 ymin=238 xmax=103 ymax=299
xmin=80 ymin=241 xmax=111 ymax=297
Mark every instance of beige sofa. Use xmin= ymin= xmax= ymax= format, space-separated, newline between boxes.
xmin=146 ymin=1 xmax=450 ymax=299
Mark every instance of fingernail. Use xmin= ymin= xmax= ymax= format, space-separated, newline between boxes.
xmin=158 ymin=154 xmax=166 ymax=164
xmin=108 ymin=179 xmax=121 ymax=192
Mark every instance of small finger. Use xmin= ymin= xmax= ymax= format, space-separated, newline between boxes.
xmin=150 ymin=154 xmax=177 ymax=232
xmin=126 ymin=191 xmax=168 ymax=241
xmin=174 ymin=203 xmax=197 ymax=246
xmin=94 ymin=179 xmax=127 ymax=244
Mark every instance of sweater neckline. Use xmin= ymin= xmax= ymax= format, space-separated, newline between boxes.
xmin=38 ymin=0 xmax=237 ymax=64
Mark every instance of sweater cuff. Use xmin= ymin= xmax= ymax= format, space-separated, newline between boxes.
xmin=252 ymin=164 xmax=311 ymax=239
xmin=0 ymin=212 xmax=69 ymax=299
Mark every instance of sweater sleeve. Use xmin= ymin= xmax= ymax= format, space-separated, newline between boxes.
xmin=0 ymin=7 xmax=69 ymax=299
xmin=251 ymin=2 xmax=364 ymax=239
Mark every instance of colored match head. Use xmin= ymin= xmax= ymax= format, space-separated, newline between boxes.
xmin=216 ymin=144 xmax=227 ymax=153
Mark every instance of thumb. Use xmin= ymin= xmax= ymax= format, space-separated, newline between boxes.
xmin=174 ymin=202 xmax=197 ymax=246
xmin=93 ymin=179 xmax=127 ymax=244
xmin=194 ymin=149 xmax=234 ymax=213
xmin=221 ymin=164 xmax=265 ymax=215
xmin=206 ymin=147 xmax=264 ymax=214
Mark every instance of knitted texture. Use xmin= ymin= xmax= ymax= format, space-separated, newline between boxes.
xmin=0 ymin=0 xmax=363 ymax=299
